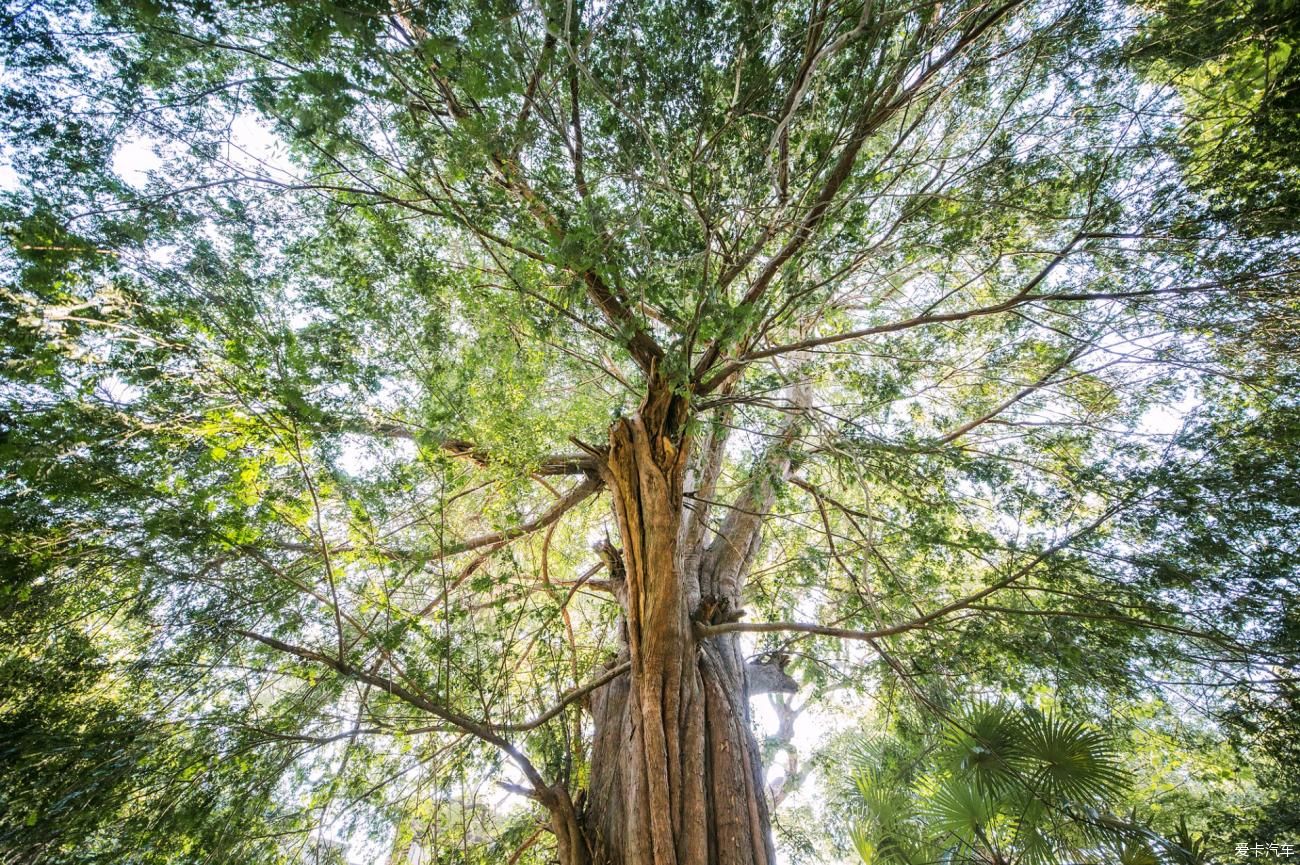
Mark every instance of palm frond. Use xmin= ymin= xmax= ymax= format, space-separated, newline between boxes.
xmin=851 ymin=769 xmax=929 ymax=865
xmin=1017 ymin=712 xmax=1130 ymax=805
xmin=941 ymin=700 xmax=1025 ymax=796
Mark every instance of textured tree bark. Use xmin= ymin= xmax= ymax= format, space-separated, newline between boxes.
xmin=576 ymin=386 xmax=777 ymax=865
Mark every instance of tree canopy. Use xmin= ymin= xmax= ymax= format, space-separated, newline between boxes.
xmin=1 ymin=0 xmax=1297 ymax=863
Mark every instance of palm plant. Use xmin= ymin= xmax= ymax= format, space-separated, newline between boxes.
xmin=849 ymin=702 xmax=1207 ymax=865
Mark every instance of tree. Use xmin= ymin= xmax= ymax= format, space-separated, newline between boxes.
xmin=1 ymin=0 xmax=1296 ymax=863
xmin=1129 ymin=0 xmax=1300 ymax=238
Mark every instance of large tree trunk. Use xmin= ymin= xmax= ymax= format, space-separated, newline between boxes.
xmin=575 ymin=387 xmax=777 ymax=865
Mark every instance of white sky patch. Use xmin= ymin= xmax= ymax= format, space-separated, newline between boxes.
xmin=335 ymin=432 xmax=417 ymax=476
xmin=374 ymin=377 xmax=414 ymax=413
xmin=108 ymin=110 xmax=292 ymax=194
xmin=145 ymin=242 xmax=180 ymax=267
xmin=111 ymin=134 xmax=164 ymax=188
xmin=1139 ymin=389 xmax=1201 ymax=437
xmin=95 ymin=374 xmax=143 ymax=406
xmin=224 ymin=112 xmax=297 ymax=179
xmin=335 ymin=433 xmax=382 ymax=476
xmin=288 ymin=303 xmax=329 ymax=330
xmin=759 ymin=694 xmax=869 ymax=865
xmin=0 ymin=157 xmax=17 ymax=192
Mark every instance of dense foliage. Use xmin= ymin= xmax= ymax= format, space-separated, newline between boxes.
xmin=1 ymin=0 xmax=1296 ymax=862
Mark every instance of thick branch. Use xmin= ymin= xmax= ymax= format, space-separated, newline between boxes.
xmin=442 ymin=473 xmax=602 ymax=554
xmin=699 ymin=374 xmax=812 ymax=602
xmin=745 ymin=659 xmax=799 ymax=695
xmin=390 ymin=10 xmax=664 ymax=375
xmin=695 ymin=0 xmax=1028 ymax=386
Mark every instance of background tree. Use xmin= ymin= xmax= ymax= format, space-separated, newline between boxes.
xmin=1 ymin=0 xmax=1297 ymax=863
xmin=1129 ymin=0 xmax=1299 ymax=238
